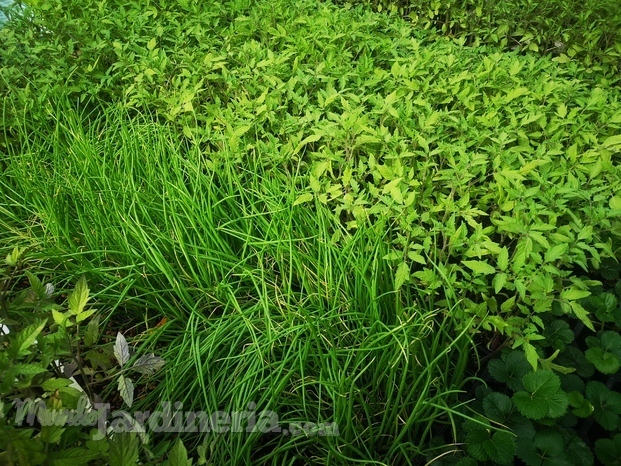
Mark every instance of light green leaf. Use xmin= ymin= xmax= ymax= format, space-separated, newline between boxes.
xmin=117 ymin=375 xmax=134 ymax=408
xmin=569 ymin=302 xmax=595 ymax=331
xmin=497 ymin=247 xmax=509 ymax=271
xmin=462 ymin=260 xmax=496 ymax=275
xmin=561 ymin=288 xmax=591 ymax=301
xmin=493 ymin=273 xmax=507 ymax=294
xmin=603 ymin=135 xmax=621 ymax=149
xmin=68 ymin=276 xmax=89 ymax=316
xmin=545 ymin=243 xmax=568 ymax=263
xmin=293 ymin=193 xmax=313 ymax=206
xmin=395 ymin=261 xmax=409 ymax=291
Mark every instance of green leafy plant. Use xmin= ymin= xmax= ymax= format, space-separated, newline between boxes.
xmin=0 ymin=247 xmax=170 ymax=464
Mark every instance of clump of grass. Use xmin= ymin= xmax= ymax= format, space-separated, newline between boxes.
xmin=0 ymin=103 xmax=480 ymax=463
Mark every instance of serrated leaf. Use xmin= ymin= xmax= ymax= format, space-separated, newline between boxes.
xmin=561 ymin=288 xmax=591 ymax=301
xmin=497 ymin=247 xmax=509 ymax=271
xmin=11 ymin=320 xmax=46 ymax=358
xmin=585 ymin=347 xmax=621 ymax=374
xmin=293 ymin=193 xmax=313 ymax=206
xmin=52 ymin=309 xmax=68 ymax=326
xmin=603 ymin=134 xmax=621 ymax=149
xmin=595 ymin=434 xmax=621 ymax=465
xmin=586 ymin=381 xmax=621 ymax=430
xmin=541 ymin=320 xmax=574 ymax=350
xmin=610 ymin=196 xmax=621 ymax=211
xmin=84 ymin=315 xmax=101 ymax=347
xmin=166 ymin=439 xmax=192 ymax=466
xmin=488 ymin=350 xmax=531 ymax=392
xmin=467 ymin=428 xmax=515 ymax=465
xmin=545 ymin=243 xmax=568 ymax=262
xmin=493 ymin=273 xmax=507 ymax=293
xmin=114 ymin=333 xmax=130 ymax=367
xmin=482 ymin=392 xmax=514 ymax=423
xmin=293 ymin=133 xmax=322 ymax=155
xmin=569 ymin=301 xmax=594 ymax=331
xmin=132 ymin=353 xmax=166 ymax=375
xmin=395 ymin=261 xmax=409 ymax=291
xmin=147 ymin=37 xmax=156 ymax=50
xmin=513 ymin=370 xmax=568 ymax=420
xmin=462 ymin=260 xmax=496 ymax=275
xmin=13 ymin=363 xmax=47 ymax=376
xmin=41 ymin=378 xmax=73 ymax=392
xmin=68 ymin=276 xmax=89 ymax=316
xmin=76 ymin=309 xmax=97 ymax=323
xmin=523 ymin=342 xmax=539 ymax=370
xmin=117 ymin=375 xmax=134 ymax=408
xmin=46 ymin=447 xmax=99 ymax=465
xmin=108 ymin=433 xmax=139 ymax=466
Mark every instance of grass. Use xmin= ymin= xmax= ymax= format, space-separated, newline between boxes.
xmin=0 ymin=103 xmax=480 ymax=464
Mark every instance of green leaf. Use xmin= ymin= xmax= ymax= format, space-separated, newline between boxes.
xmin=68 ymin=276 xmax=89 ymax=316
xmin=561 ymin=287 xmax=591 ymax=301
xmin=114 ymin=332 xmax=130 ymax=367
xmin=132 ymin=353 xmax=166 ymax=376
xmin=586 ymin=347 xmax=621 ymax=374
xmin=586 ymin=381 xmax=621 ymax=430
xmin=545 ymin=243 xmax=568 ymax=263
xmin=108 ymin=433 xmax=140 ymax=466
xmin=165 ymin=439 xmax=193 ymax=466
xmin=84 ymin=315 xmax=101 ymax=347
xmin=394 ymin=261 xmax=409 ymax=291
xmin=76 ymin=309 xmax=97 ymax=323
xmin=11 ymin=320 xmax=46 ymax=358
xmin=595 ymin=434 xmax=621 ymax=466
xmin=466 ymin=428 xmax=515 ymax=465
xmin=603 ymin=135 xmax=621 ymax=149
xmin=482 ymin=392 xmax=514 ymax=424
xmin=47 ymin=447 xmax=100 ymax=465
xmin=12 ymin=363 xmax=47 ymax=376
xmin=293 ymin=193 xmax=313 ymax=206
xmin=117 ymin=375 xmax=134 ymax=408
xmin=5 ymin=246 xmax=24 ymax=266
xmin=610 ymin=196 xmax=621 ymax=211
xmin=488 ymin=350 xmax=531 ymax=392
xmin=493 ymin=273 xmax=507 ymax=293
xmin=497 ymin=247 xmax=509 ymax=271
xmin=512 ymin=370 xmax=568 ymax=420
xmin=541 ymin=320 xmax=574 ymax=350
xmin=569 ymin=302 xmax=594 ymax=331
xmin=41 ymin=378 xmax=73 ymax=392
xmin=462 ymin=260 xmax=496 ymax=275
xmin=523 ymin=342 xmax=539 ymax=370
xmin=516 ymin=430 xmax=565 ymax=466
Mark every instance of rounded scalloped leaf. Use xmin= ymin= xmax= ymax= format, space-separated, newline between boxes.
xmin=585 ymin=347 xmax=621 ymax=374
xmin=586 ymin=381 xmax=621 ymax=431
xmin=483 ymin=392 xmax=514 ymax=423
xmin=560 ymin=373 xmax=585 ymax=394
xmin=466 ymin=428 xmax=515 ymax=465
xmin=542 ymin=319 xmax=574 ymax=350
xmin=488 ymin=350 xmax=531 ymax=392
xmin=513 ymin=392 xmax=549 ymax=420
xmin=512 ymin=370 xmax=568 ymax=420
xmin=595 ymin=434 xmax=621 ymax=466
xmin=516 ymin=430 xmax=565 ymax=466
xmin=556 ymin=346 xmax=595 ymax=378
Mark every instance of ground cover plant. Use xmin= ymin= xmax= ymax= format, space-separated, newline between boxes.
xmin=332 ymin=0 xmax=621 ymax=71
xmin=1 ymin=0 xmax=621 ymax=463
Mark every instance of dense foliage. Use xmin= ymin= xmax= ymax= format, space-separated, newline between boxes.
xmin=332 ymin=0 xmax=621 ymax=70
xmin=1 ymin=0 xmax=620 ymax=463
